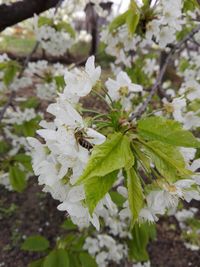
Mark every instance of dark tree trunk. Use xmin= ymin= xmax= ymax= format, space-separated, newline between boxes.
xmin=0 ymin=0 xmax=59 ymax=32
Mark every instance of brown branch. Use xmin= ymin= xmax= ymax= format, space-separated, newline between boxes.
xmin=0 ymin=0 xmax=60 ymax=32
xmin=128 ymin=24 xmax=200 ymax=121
xmin=0 ymin=51 xmax=85 ymax=65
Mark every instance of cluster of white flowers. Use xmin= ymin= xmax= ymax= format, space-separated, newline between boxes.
xmin=33 ymin=15 xmax=75 ymax=56
xmin=0 ymin=105 xmax=41 ymax=190
xmin=146 ymin=0 xmax=183 ymax=48
xmin=101 ymin=26 xmax=144 ymax=67
xmin=105 ymin=70 xmax=143 ymax=111
xmin=175 ymin=207 xmax=200 ymax=251
xmin=28 ymin=56 xmax=121 ymax=229
xmin=84 ymin=234 xmax=128 ymax=267
xmin=25 ymin=60 xmax=66 ymax=100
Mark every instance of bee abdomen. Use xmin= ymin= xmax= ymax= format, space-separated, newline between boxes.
xmin=78 ymin=138 xmax=93 ymax=150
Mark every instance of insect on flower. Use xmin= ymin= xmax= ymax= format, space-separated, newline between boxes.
xmin=74 ymin=128 xmax=93 ymax=151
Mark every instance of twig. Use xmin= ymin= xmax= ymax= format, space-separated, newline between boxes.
xmin=128 ymin=24 xmax=200 ymax=121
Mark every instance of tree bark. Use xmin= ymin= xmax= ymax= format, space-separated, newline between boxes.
xmin=0 ymin=0 xmax=59 ymax=32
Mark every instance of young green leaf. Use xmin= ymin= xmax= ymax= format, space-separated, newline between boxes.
xmin=21 ymin=235 xmax=49 ymax=252
xmin=13 ymin=154 xmax=32 ymax=171
xmin=109 ymin=11 xmax=128 ymax=32
xmin=38 ymin=16 xmax=54 ymax=27
xmin=128 ymin=222 xmax=156 ymax=261
xmin=79 ymin=252 xmax=97 ymax=267
xmin=9 ymin=165 xmax=27 ymax=192
xmin=126 ymin=168 xmax=144 ymax=223
xmin=43 ymin=249 xmax=69 ymax=267
xmin=84 ymin=170 xmax=118 ymax=214
xmin=55 ymin=22 xmax=76 ymax=38
xmin=77 ymin=132 xmax=134 ymax=184
xmin=3 ymin=63 xmax=19 ymax=86
xmin=137 ymin=116 xmax=200 ymax=148
xmin=110 ymin=191 xmax=126 ymax=208
xmin=126 ymin=9 xmax=140 ymax=35
xmin=61 ymin=219 xmax=77 ymax=231
xmin=28 ymin=258 xmax=44 ymax=267
xmin=142 ymin=140 xmax=192 ymax=182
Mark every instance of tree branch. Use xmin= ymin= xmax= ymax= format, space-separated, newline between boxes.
xmin=128 ymin=24 xmax=200 ymax=121
xmin=0 ymin=0 xmax=60 ymax=32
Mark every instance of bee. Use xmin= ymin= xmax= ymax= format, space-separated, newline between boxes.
xmin=74 ymin=129 xmax=93 ymax=151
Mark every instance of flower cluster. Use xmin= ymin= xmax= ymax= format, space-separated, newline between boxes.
xmin=28 ymin=56 xmax=112 ymax=229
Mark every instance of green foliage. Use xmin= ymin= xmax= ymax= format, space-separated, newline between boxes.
xmin=128 ymin=222 xmax=156 ymax=261
xmin=0 ymin=140 xmax=10 ymax=155
xmin=109 ymin=11 xmax=128 ymax=32
xmin=54 ymin=75 xmax=66 ymax=92
xmin=43 ymin=249 xmax=69 ymax=267
xmin=109 ymin=0 xmax=140 ymax=35
xmin=142 ymin=140 xmax=192 ymax=182
xmin=183 ymin=0 xmax=200 ymax=11
xmin=188 ymin=99 xmax=200 ymax=113
xmin=19 ymin=97 xmax=40 ymax=109
xmin=61 ymin=219 xmax=77 ymax=231
xmin=137 ymin=116 xmax=200 ymax=148
xmin=79 ymin=252 xmax=98 ymax=267
xmin=110 ymin=191 xmax=126 ymax=207
xmin=55 ymin=22 xmax=76 ymax=38
xmin=13 ymin=154 xmax=32 ymax=172
xmin=3 ymin=61 xmax=21 ymax=86
xmin=85 ymin=170 xmax=118 ymax=214
xmin=21 ymin=235 xmax=49 ymax=252
xmin=126 ymin=168 xmax=144 ymax=223
xmin=9 ymin=165 xmax=26 ymax=192
xmin=77 ymin=132 xmax=134 ymax=184
xmin=13 ymin=115 xmax=41 ymax=137
xmin=28 ymin=258 xmax=44 ymax=267
xmin=38 ymin=16 xmax=54 ymax=27
xmin=127 ymin=0 xmax=140 ymax=35
xmin=77 ymin=132 xmax=134 ymax=214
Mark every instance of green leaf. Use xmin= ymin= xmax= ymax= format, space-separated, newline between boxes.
xmin=79 ymin=252 xmax=97 ymax=267
xmin=110 ymin=191 xmax=126 ymax=208
xmin=69 ymin=253 xmax=81 ymax=267
xmin=54 ymin=75 xmax=66 ymax=92
xmin=13 ymin=154 xmax=32 ymax=171
xmin=142 ymin=141 xmax=192 ymax=181
xmin=126 ymin=168 xmax=144 ymax=223
xmin=61 ymin=219 xmax=77 ymax=230
xmin=20 ymin=97 xmax=40 ymax=109
xmin=126 ymin=10 xmax=140 ymax=35
xmin=21 ymin=235 xmax=49 ymax=252
xmin=142 ymin=0 xmax=150 ymax=7
xmin=109 ymin=11 xmax=128 ymax=32
xmin=126 ymin=1 xmax=140 ymax=35
xmin=43 ymin=249 xmax=69 ymax=267
xmin=14 ymin=116 xmax=41 ymax=137
xmin=28 ymin=258 xmax=44 ymax=267
xmin=38 ymin=16 xmax=54 ymax=27
xmin=28 ymin=261 xmax=42 ymax=267
xmin=137 ymin=116 xmax=200 ymax=148
xmin=183 ymin=0 xmax=200 ymax=11
xmin=3 ymin=64 xmax=18 ymax=86
xmin=84 ymin=170 xmax=118 ymax=214
xmin=128 ymin=222 xmax=156 ymax=261
xmin=0 ymin=140 xmax=10 ymax=154
xmin=9 ymin=165 xmax=27 ymax=192
xmin=77 ymin=133 xmax=134 ymax=185
xmin=55 ymin=22 xmax=76 ymax=38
